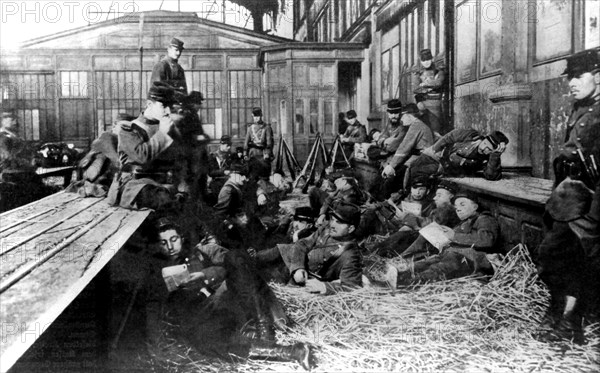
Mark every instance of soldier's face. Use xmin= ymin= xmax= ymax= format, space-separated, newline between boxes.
xmin=329 ymin=216 xmax=355 ymax=238
xmin=421 ymin=59 xmax=432 ymax=69
xmin=434 ymin=188 xmax=453 ymax=207
xmin=158 ymin=229 xmax=183 ymax=258
xmin=167 ymin=46 xmax=182 ymax=60
xmin=454 ymin=198 xmax=478 ymax=221
xmin=568 ymin=72 xmax=598 ymax=100
xmin=145 ymin=100 xmax=170 ymax=120
xmin=410 ymin=186 xmax=427 ymax=200
xmin=253 ymin=115 xmax=262 ymax=123
xmin=477 ymin=139 xmax=495 ymax=155
xmin=388 ymin=112 xmax=401 ymax=125
xmin=346 ymin=117 xmax=357 ymax=125
xmin=220 ymin=143 xmax=231 ymax=152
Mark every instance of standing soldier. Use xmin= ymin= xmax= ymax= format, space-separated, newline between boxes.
xmin=414 ymin=49 xmax=445 ymax=124
xmin=0 ymin=110 xmax=49 ymax=211
xmin=244 ymin=107 xmax=274 ymax=171
xmin=151 ymin=37 xmax=187 ymax=93
xmin=537 ymin=48 xmax=600 ymax=344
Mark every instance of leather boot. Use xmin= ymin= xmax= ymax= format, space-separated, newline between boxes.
xmin=539 ymin=296 xmax=585 ymax=345
xmin=248 ymin=342 xmax=316 ymax=371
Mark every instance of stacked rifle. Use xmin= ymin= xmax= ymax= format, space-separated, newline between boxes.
xmin=274 ymin=134 xmax=302 ymax=180
xmin=292 ymin=133 xmax=353 ymax=192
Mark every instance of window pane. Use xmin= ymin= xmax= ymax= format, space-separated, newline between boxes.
xmin=295 ymin=99 xmax=304 ymax=135
xmin=535 ymin=0 xmax=572 ymax=61
xmin=480 ymin=0 xmax=502 ymax=75
xmin=585 ymin=0 xmax=600 ymax=49
xmin=309 ymin=99 xmax=318 ymax=134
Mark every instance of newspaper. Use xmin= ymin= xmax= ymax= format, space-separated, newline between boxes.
xmin=401 ymin=200 xmax=422 ymax=216
xmin=161 ymin=264 xmax=190 ymax=292
xmin=419 ymin=222 xmax=451 ymax=251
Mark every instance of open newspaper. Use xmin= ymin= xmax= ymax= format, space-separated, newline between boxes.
xmin=161 ymin=264 xmax=190 ymax=292
xmin=419 ymin=222 xmax=451 ymax=251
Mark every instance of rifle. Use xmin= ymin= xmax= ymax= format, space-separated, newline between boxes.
xmin=302 ymin=134 xmax=322 ymax=194
xmin=293 ymin=132 xmax=320 ymax=189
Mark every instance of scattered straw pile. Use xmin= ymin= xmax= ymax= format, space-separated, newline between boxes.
xmin=147 ymin=245 xmax=599 ymax=372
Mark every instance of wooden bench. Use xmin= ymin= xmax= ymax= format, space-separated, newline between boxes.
xmin=0 ymin=192 xmax=150 ymax=372
xmin=36 ymin=166 xmax=76 ymax=188
xmin=444 ymin=173 xmax=553 ymax=251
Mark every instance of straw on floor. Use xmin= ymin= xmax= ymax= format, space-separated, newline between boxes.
xmin=145 ymin=244 xmax=600 ymax=372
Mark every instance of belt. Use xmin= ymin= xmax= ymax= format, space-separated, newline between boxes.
xmin=426 ymin=93 xmax=442 ymax=99
xmin=248 ymin=144 xmax=265 ymax=150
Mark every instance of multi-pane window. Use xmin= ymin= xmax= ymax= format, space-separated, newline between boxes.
xmin=60 ymin=71 xmax=88 ymax=98
xmin=188 ymin=70 xmax=222 ymax=139
xmin=229 ymin=70 xmax=261 ymax=140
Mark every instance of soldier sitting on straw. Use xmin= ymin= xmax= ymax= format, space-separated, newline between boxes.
xmin=143 ymin=217 xmax=315 ymax=370
xmin=251 ymin=201 xmax=363 ymax=295
xmin=386 ymin=190 xmax=501 ymax=287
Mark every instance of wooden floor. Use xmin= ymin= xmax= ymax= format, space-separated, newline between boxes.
xmin=0 ymin=192 xmax=150 ymax=372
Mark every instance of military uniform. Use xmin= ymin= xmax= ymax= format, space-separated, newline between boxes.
xmin=415 ymin=49 xmax=445 ymax=120
xmin=536 ymin=49 xmax=600 ymax=343
xmin=276 ymin=225 xmax=363 ymax=293
xmin=0 ymin=117 xmax=49 ymax=212
xmin=244 ymin=121 xmax=274 ymax=160
xmin=410 ymin=129 xmax=505 ymax=182
xmin=107 ymin=114 xmax=179 ymax=209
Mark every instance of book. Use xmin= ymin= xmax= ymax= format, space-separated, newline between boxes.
xmin=419 ymin=222 xmax=451 ymax=251
xmin=401 ymin=200 xmax=422 ymax=216
xmin=161 ymin=264 xmax=190 ymax=292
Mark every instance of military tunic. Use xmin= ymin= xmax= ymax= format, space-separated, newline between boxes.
xmin=151 ymin=56 xmax=187 ymax=93
xmin=385 ymin=118 xmax=434 ymax=169
xmin=277 ymin=226 xmax=363 ymax=294
xmin=244 ymin=121 xmax=274 ymax=160
xmin=342 ymin=122 xmax=368 ymax=145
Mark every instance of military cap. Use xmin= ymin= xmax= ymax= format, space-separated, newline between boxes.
xmin=155 ymin=217 xmax=179 ymax=232
xmin=329 ymin=200 xmax=361 ymax=227
xmin=169 ymin=37 xmax=185 ymax=50
xmin=485 ymin=130 xmax=509 ymax=148
xmin=368 ymin=128 xmax=380 ymax=138
xmin=546 ymin=179 xmax=593 ymax=221
xmin=293 ymin=206 xmax=316 ymax=223
xmin=411 ymin=176 xmax=430 ymax=189
xmin=229 ymin=161 xmax=248 ymax=176
xmin=436 ymin=180 xmax=457 ymax=195
xmin=235 ymin=146 xmax=244 ymax=154
xmin=414 ymin=93 xmax=427 ymax=103
xmin=401 ymin=103 xmax=420 ymax=115
xmin=420 ymin=49 xmax=433 ymax=61
xmin=453 ymin=189 xmax=479 ymax=204
xmin=387 ymin=99 xmax=403 ymax=113
xmin=187 ymin=91 xmax=204 ymax=104
xmin=252 ymin=107 xmax=263 ymax=116
xmin=148 ymin=81 xmax=176 ymax=105
xmin=220 ymin=135 xmax=232 ymax=145
xmin=346 ymin=110 xmax=357 ymax=119
xmin=562 ymin=49 xmax=600 ymax=77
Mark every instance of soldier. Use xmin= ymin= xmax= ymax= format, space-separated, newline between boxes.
xmin=415 ymin=93 xmax=442 ymax=137
xmin=107 ymin=82 xmax=184 ymax=210
xmin=340 ymin=110 xmax=367 ymax=158
xmin=388 ymin=190 xmax=500 ymax=286
xmin=206 ymin=135 xmax=233 ymax=205
xmin=244 ymin=107 xmax=274 ymax=164
xmin=143 ymin=218 xmax=315 ymax=370
xmin=379 ymin=103 xmax=434 ymax=198
xmin=254 ymin=201 xmax=363 ymax=294
xmin=151 ymin=37 xmax=187 ymax=93
xmin=537 ymin=48 xmax=600 ymax=344
xmin=410 ymin=128 xmax=509 ymax=183
xmin=0 ymin=110 xmax=49 ymax=211
xmin=414 ymin=48 xmax=445 ymax=121
xmin=213 ymin=161 xmax=249 ymax=218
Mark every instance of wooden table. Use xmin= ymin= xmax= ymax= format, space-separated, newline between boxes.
xmin=0 ymin=192 xmax=150 ymax=372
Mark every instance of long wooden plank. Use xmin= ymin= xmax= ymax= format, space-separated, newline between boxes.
xmin=0 ymin=200 xmax=150 ymax=372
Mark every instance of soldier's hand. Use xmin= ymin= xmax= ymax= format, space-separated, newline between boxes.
xmin=382 ymin=165 xmax=395 ymax=178
xmin=305 ymin=279 xmax=327 ymax=294
xmin=422 ymin=146 xmax=440 ymax=160
xmin=293 ymin=269 xmax=308 ymax=285
xmin=257 ymin=194 xmax=267 ymax=206
xmin=493 ymin=142 xmax=507 ymax=154
xmin=182 ymin=271 xmax=206 ymax=286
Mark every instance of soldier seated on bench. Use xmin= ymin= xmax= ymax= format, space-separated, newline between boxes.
xmin=144 ymin=217 xmax=315 ymax=370
xmin=387 ymin=190 xmax=500 ymax=287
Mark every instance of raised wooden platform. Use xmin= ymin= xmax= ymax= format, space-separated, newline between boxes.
xmin=0 ymin=192 xmax=150 ymax=372
xmin=445 ymin=173 xmax=553 ymax=251
xmin=36 ymin=166 xmax=76 ymax=188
